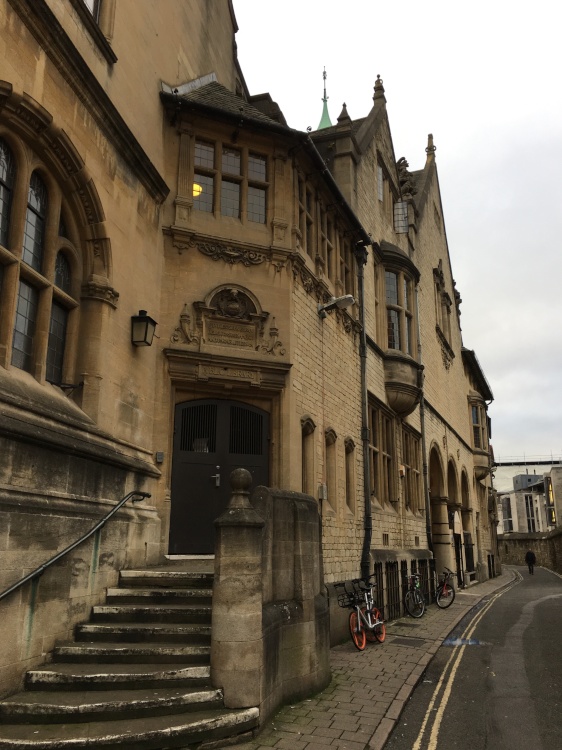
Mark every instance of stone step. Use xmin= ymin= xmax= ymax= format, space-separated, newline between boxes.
xmin=53 ymin=642 xmax=210 ymax=664
xmin=91 ymin=603 xmax=212 ymax=623
xmin=0 ymin=706 xmax=259 ymax=749
xmin=105 ymin=587 xmax=213 ymax=604
xmin=119 ymin=569 xmax=214 ymax=588
xmin=76 ymin=622 xmax=212 ymax=643
xmin=0 ymin=686 xmax=223 ymax=723
xmin=26 ymin=663 xmax=211 ymax=691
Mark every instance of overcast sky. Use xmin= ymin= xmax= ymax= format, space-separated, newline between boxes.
xmin=234 ymin=0 xmax=562 ymax=463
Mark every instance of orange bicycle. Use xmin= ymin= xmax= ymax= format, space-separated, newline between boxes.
xmin=335 ymin=574 xmax=386 ymax=651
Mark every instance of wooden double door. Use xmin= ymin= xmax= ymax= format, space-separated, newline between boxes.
xmin=168 ymin=399 xmax=270 ymax=554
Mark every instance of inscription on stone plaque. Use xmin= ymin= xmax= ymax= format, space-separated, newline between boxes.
xmin=206 ymin=320 xmax=255 ymax=348
xmin=198 ymin=364 xmax=260 ymax=385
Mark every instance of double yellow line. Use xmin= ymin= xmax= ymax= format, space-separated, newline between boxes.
xmin=412 ymin=573 xmax=522 ymax=750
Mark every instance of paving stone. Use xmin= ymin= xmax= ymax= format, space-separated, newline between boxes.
xmin=231 ymin=571 xmax=515 ymax=750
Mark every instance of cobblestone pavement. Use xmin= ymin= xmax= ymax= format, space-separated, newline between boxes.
xmin=232 ymin=569 xmax=516 ymax=750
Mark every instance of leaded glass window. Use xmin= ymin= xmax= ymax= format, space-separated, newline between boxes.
xmin=0 ymin=138 xmax=15 ymax=248
xmin=23 ymin=172 xmax=48 ymax=272
xmin=12 ymin=280 xmax=38 ymax=372
xmin=55 ymin=252 xmax=72 ymax=294
xmin=46 ymin=302 xmax=68 ymax=384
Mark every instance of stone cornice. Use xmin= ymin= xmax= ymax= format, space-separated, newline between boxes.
xmin=164 ymin=349 xmax=291 ymax=392
xmin=6 ymin=0 xmax=168 ymax=203
xmin=166 ymin=227 xmax=294 ymax=272
xmin=67 ymin=0 xmax=117 ymax=64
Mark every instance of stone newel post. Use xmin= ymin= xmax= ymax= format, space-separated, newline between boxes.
xmin=211 ymin=468 xmax=265 ymax=708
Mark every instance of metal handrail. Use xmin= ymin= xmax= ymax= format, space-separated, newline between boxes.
xmin=0 ymin=490 xmax=151 ymax=602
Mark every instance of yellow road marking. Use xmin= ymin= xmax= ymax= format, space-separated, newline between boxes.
xmin=412 ymin=574 xmax=521 ymax=750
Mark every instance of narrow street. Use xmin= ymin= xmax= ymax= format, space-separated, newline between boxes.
xmin=385 ymin=567 xmax=562 ymax=750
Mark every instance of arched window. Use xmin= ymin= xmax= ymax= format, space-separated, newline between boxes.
xmin=55 ymin=251 xmax=72 ymax=294
xmin=325 ymin=428 xmax=337 ymax=512
xmin=0 ymin=138 xmax=15 ymax=247
xmin=0 ymin=136 xmax=81 ymax=385
xmin=301 ymin=416 xmax=316 ymax=496
xmin=23 ymin=172 xmax=48 ymax=272
xmin=344 ymin=438 xmax=356 ymax=513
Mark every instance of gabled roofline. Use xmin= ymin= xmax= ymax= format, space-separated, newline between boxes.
xmin=462 ymin=347 xmax=494 ymax=401
xmin=160 ymin=89 xmax=372 ymax=247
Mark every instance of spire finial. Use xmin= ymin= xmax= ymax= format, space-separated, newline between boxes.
xmin=373 ymin=74 xmax=386 ymax=103
xmin=337 ymin=103 xmax=351 ymax=126
xmin=425 ymin=133 xmax=436 ymax=159
xmin=317 ymin=67 xmax=333 ymax=130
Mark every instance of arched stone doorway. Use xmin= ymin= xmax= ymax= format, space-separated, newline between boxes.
xmin=447 ymin=460 xmax=464 ymax=586
xmin=429 ymin=445 xmax=455 ymax=575
xmin=461 ymin=471 xmax=476 ymax=582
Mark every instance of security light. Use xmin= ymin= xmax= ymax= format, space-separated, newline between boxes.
xmin=317 ymin=294 xmax=355 ymax=319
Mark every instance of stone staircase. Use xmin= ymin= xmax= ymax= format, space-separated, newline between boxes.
xmin=0 ymin=562 xmax=259 ymax=749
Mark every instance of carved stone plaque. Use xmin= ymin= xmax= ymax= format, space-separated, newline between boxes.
xmin=198 ymin=364 xmax=260 ymax=385
xmin=206 ymin=320 xmax=256 ymax=348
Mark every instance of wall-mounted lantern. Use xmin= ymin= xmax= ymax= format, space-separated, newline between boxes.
xmin=131 ymin=310 xmax=157 ymax=346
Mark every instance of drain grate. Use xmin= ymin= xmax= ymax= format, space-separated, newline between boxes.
xmin=390 ymin=637 xmax=427 ymax=648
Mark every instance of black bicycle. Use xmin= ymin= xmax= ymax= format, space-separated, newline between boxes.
xmin=403 ymin=573 xmax=425 ymax=618
xmin=435 ymin=567 xmax=456 ymax=608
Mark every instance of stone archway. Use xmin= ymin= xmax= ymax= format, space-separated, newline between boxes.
xmin=461 ymin=470 xmax=476 ymax=580
xmin=429 ymin=445 xmax=455 ymax=575
xmin=447 ymin=460 xmax=464 ymax=586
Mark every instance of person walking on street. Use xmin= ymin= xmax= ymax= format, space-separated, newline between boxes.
xmin=525 ymin=549 xmax=536 ymax=575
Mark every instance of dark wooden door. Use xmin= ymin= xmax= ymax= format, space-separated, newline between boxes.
xmin=168 ymin=399 xmax=269 ymax=554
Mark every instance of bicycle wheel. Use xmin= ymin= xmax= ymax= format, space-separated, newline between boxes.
xmin=360 ymin=607 xmax=385 ymax=643
xmin=404 ymin=589 xmax=425 ymax=618
xmin=349 ymin=610 xmax=366 ymax=651
xmin=371 ymin=607 xmax=386 ymax=643
xmin=436 ymin=582 xmax=455 ymax=608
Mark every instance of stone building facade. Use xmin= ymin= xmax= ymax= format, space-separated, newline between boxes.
xmin=0 ymin=0 xmax=496 ymax=696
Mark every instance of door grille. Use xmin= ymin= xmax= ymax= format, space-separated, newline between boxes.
xmin=179 ymin=404 xmax=217 ymax=452
xmin=229 ymin=405 xmax=263 ymax=455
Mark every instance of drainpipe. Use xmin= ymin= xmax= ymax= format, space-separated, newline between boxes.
xmin=354 ymin=241 xmax=372 ymax=580
xmin=416 ymin=284 xmax=433 ymax=553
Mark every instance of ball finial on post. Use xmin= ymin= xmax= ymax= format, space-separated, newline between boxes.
xmin=227 ymin=468 xmax=253 ymax=509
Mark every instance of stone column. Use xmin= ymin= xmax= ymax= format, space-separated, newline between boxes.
xmin=211 ymin=468 xmax=265 ymax=709
xmin=431 ymin=497 xmax=455 ymax=573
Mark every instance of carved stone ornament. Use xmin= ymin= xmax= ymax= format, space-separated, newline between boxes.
xmin=436 ymin=326 xmax=454 ymax=371
xmin=173 ymin=234 xmax=266 ymax=266
xmin=258 ymin=318 xmax=286 ymax=356
xmin=81 ymin=280 xmax=119 ymax=308
xmin=290 ymin=255 xmax=359 ymax=340
xmin=396 ymin=156 xmax=417 ymax=201
xmin=170 ymin=304 xmax=200 ymax=345
xmin=433 ymin=259 xmax=445 ymax=290
xmin=171 ymin=286 xmax=286 ymax=356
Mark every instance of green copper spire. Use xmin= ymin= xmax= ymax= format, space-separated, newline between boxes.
xmin=317 ymin=68 xmax=333 ymax=130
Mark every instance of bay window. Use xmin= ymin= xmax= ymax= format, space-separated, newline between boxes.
xmin=192 ymin=139 xmax=268 ymax=224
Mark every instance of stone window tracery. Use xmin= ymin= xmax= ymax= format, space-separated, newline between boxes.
xmin=0 ymin=136 xmax=81 ymax=385
xmin=402 ymin=427 xmax=421 ymax=512
xmin=384 ymin=269 xmax=414 ymax=355
xmin=192 ymin=139 xmax=268 ymax=224
xmin=368 ymin=399 xmax=396 ymax=506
